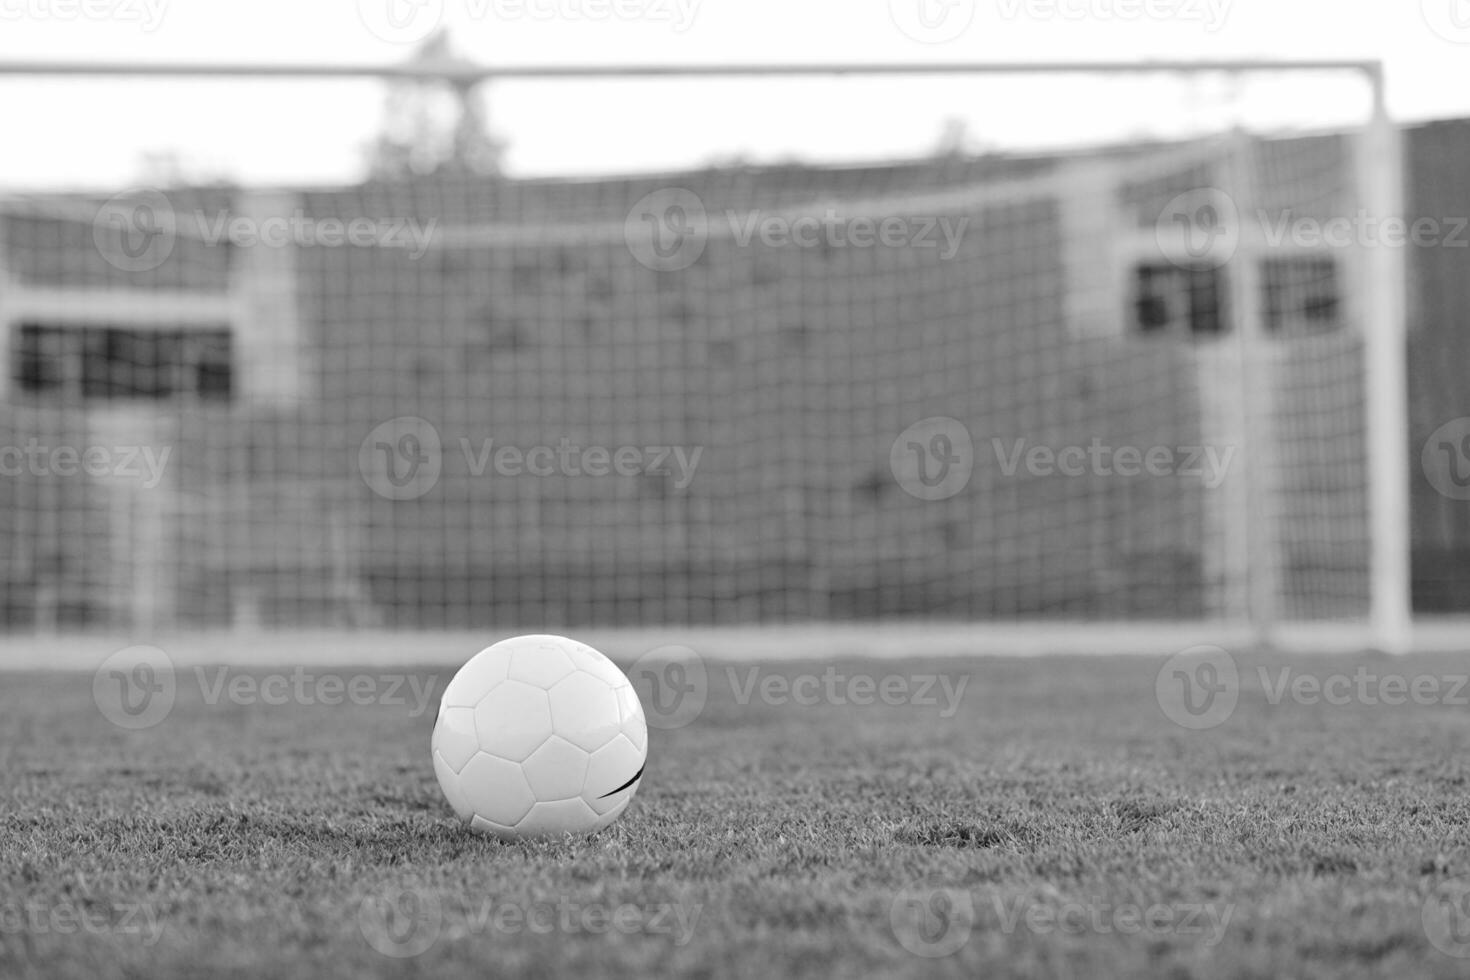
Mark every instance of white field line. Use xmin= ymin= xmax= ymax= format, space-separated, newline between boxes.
xmin=0 ymin=620 xmax=1438 ymax=672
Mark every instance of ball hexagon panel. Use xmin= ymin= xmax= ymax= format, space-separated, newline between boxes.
xmin=548 ymin=671 xmax=624 ymax=753
xmin=472 ymin=680 xmax=554 ymax=763
xmin=434 ymin=705 xmax=481 ymax=774
xmin=622 ymin=718 xmax=647 ymax=756
xmin=590 ymin=798 xmax=631 ymax=831
xmin=441 ymin=648 xmax=511 ymax=708
xmin=564 ymin=643 xmax=632 ymax=688
xmin=457 ymin=752 xmax=538 ymax=827
xmin=433 ymin=749 xmax=473 ymax=820
xmin=519 ymin=798 xmax=600 ymax=836
xmin=470 ymin=815 xmax=517 ymax=841
xmin=506 ymin=637 xmax=578 ymax=689
xmin=614 ymin=686 xmax=648 ymax=753
xmin=522 ymin=736 xmax=591 ymax=801
xmin=584 ymin=733 xmax=645 ymax=815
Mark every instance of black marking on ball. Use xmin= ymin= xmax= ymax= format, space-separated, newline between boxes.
xmin=598 ymin=763 xmax=645 ymax=799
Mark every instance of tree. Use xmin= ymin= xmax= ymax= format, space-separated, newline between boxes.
xmin=366 ymin=29 xmax=503 ymax=179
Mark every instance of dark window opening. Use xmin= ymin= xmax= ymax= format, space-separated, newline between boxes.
xmin=1263 ymin=256 xmax=1342 ymax=336
xmin=15 ymin=325 xmax=69 ymax=394
xmin=13 ymin=323 xmax=234 ymax=402
xmin=1132 ymin=263 xmax=1227 ymax=338
xmin=1133 ymin=255 xmax=1342 ymax=341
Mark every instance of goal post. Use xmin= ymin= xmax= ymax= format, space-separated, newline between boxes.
xmin=0 ymin=57 xmax=1412 ymax=652
xmin=1359 ymin=73 xmax=1413 ymax=656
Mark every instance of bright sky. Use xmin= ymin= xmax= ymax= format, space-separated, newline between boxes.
xmin=0 ymin=0 xmax=1468 ymax=187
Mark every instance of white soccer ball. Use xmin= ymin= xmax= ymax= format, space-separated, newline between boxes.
xmin=432 ymin=634 xmax=647 ymax=839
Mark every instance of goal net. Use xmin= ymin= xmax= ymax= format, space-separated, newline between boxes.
xmin=0 ymin=62 xmax=1406 ymax=648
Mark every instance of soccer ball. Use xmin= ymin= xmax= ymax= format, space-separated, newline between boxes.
xmin=431 ymin=634 xmax=647 ymax=839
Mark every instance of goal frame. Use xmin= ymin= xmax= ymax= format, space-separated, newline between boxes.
xmin=0 ymin=56 xmax=1411 ymax=654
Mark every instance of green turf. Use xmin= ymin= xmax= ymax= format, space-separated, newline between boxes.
xmin=5 ymin=651 xmax=1470 ymax=979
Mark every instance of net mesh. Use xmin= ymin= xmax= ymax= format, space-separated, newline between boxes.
xmin=0 ymin=68 xmax=1380 ymax=632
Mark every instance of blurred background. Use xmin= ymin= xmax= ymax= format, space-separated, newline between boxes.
xmin=0 ymin=0 xmax=1466 ymax=650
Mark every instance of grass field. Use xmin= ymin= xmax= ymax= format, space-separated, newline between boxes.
xmin=6 ymin=647 xmax=1470 ymax=979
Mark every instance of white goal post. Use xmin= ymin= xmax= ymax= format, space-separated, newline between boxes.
xmin=0 ymin=57 xmax=1411 ymax=654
